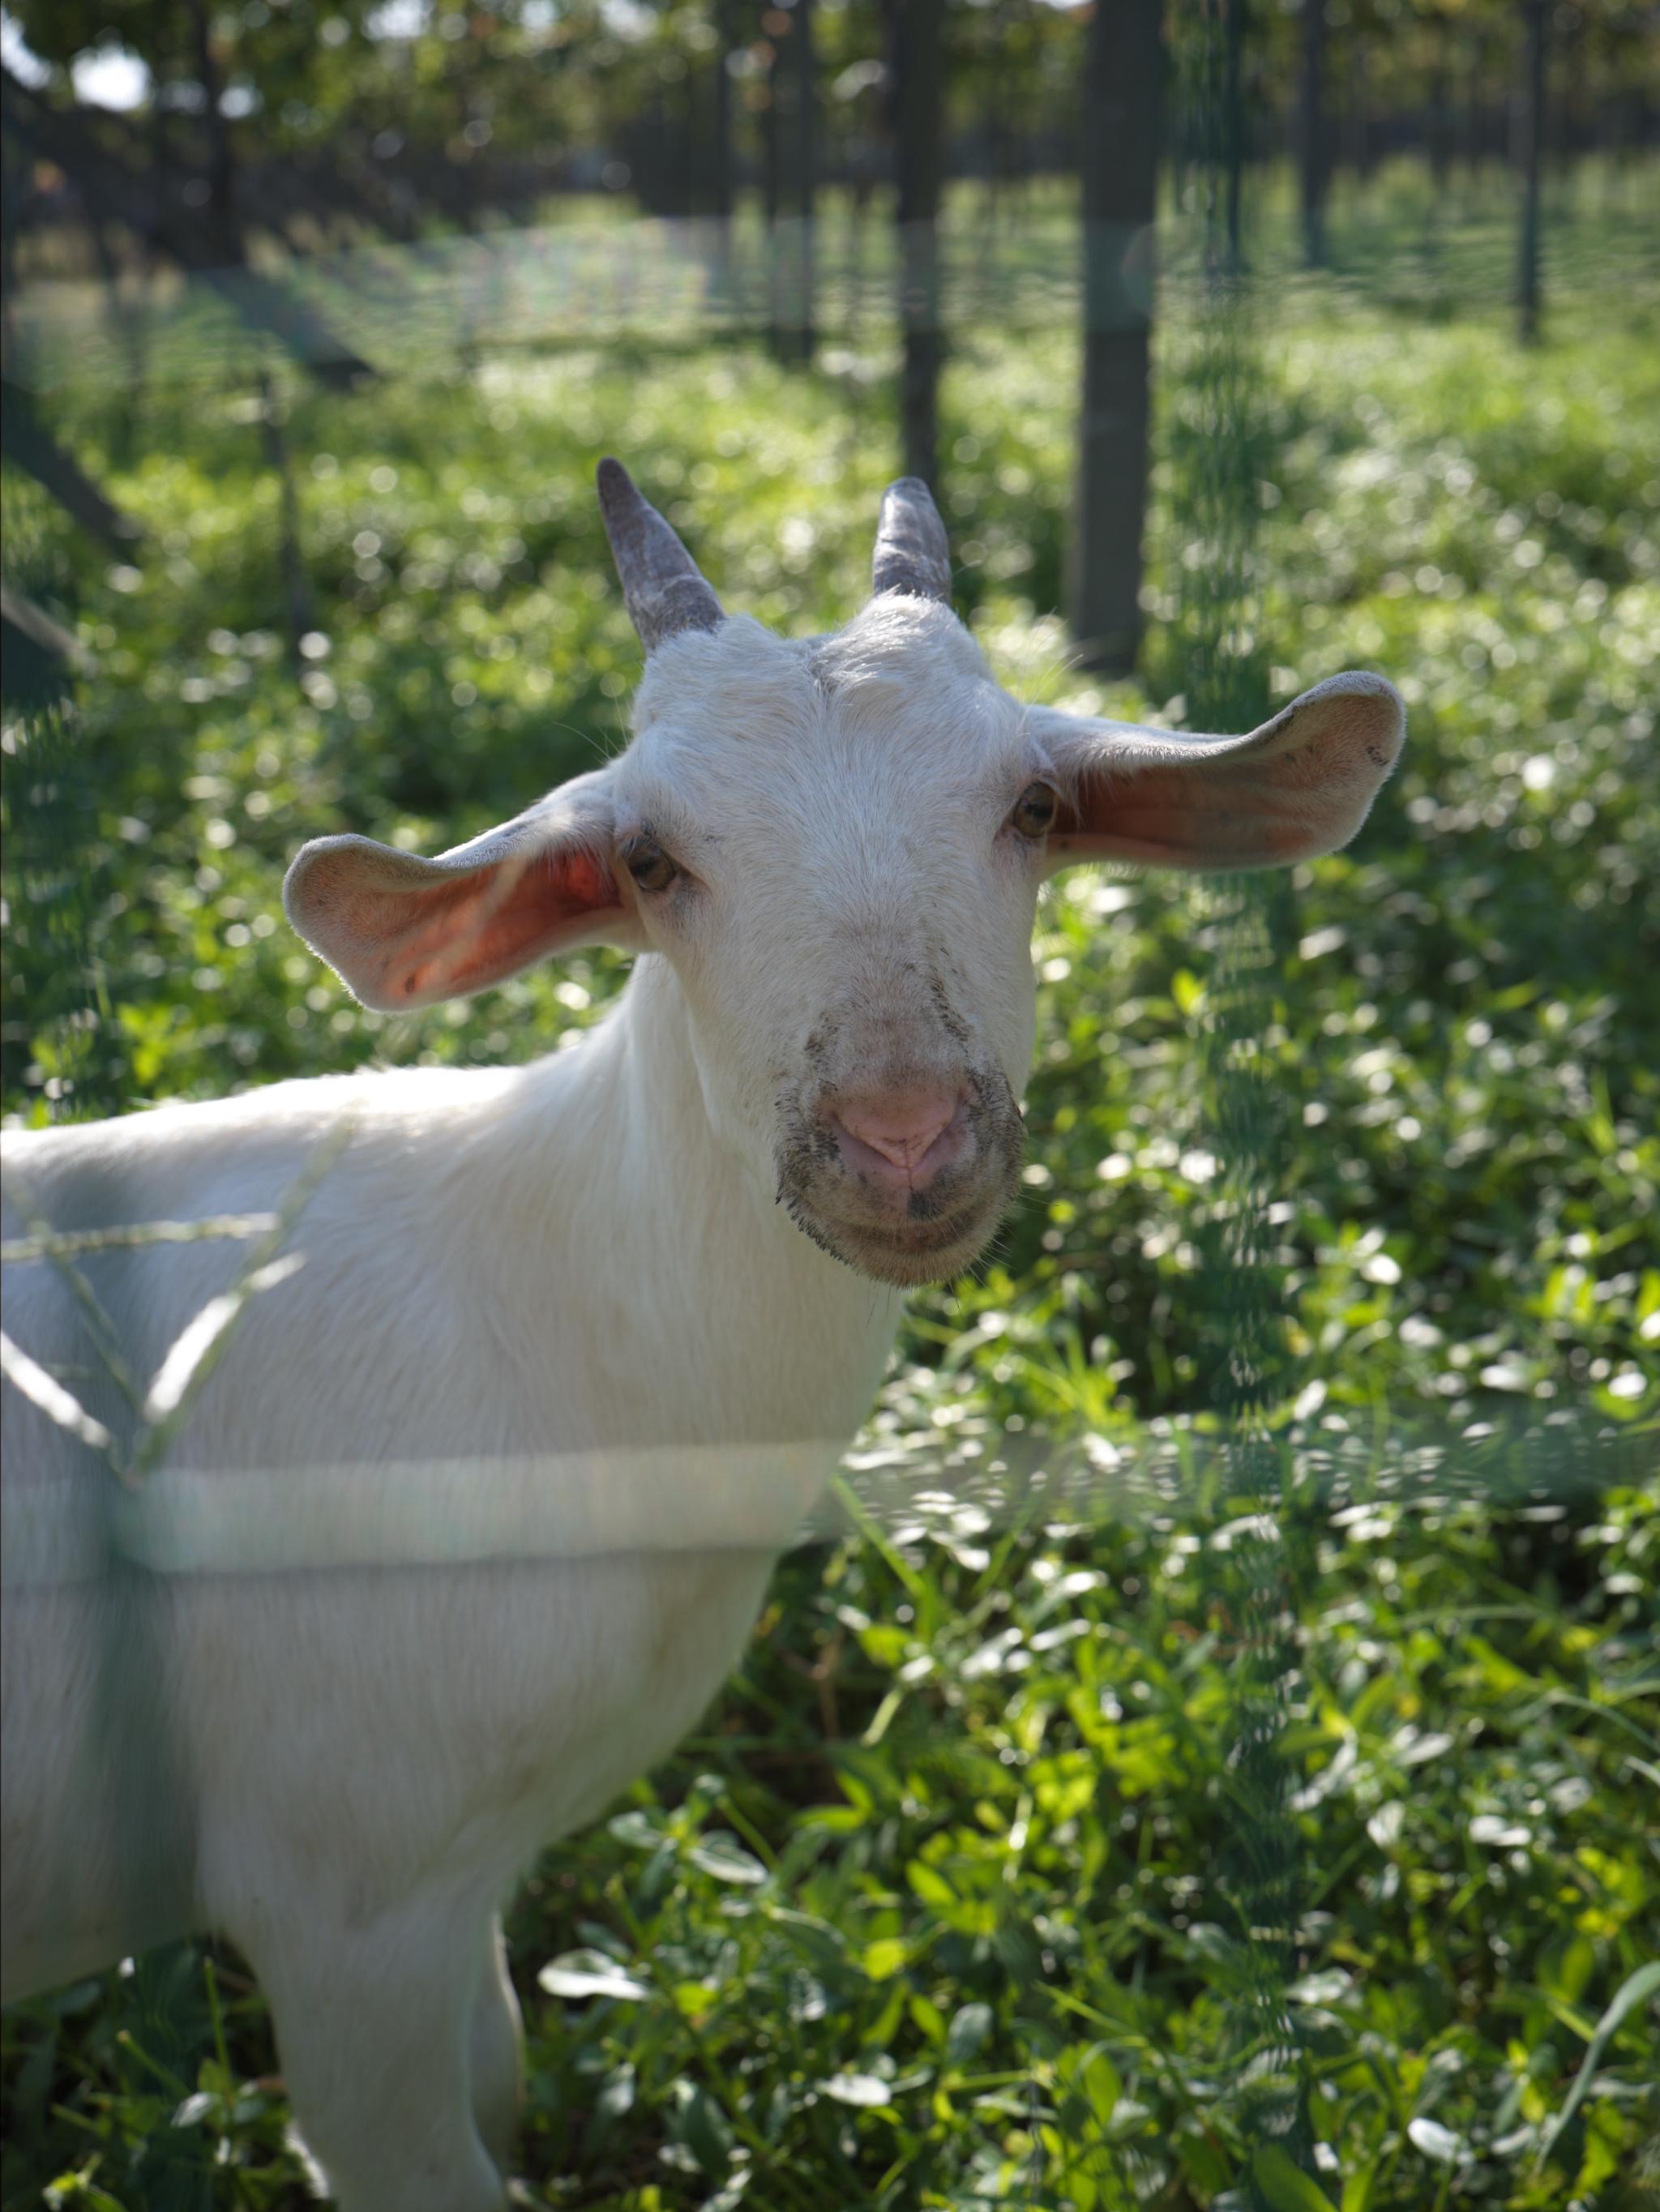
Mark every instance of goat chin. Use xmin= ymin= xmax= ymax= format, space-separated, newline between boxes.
xmin=784 ymin=1183 xmax=1015 ymax=1288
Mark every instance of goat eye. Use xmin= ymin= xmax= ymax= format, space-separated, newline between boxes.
xmin=1010 ymin=782 xmax=1058 ymax=839
xmin=622 ymin=837 xmax=678 ymax=892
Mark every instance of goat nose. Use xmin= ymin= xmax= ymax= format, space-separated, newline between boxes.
xmin=835 ymin=1090 xmax=963 ymax=1183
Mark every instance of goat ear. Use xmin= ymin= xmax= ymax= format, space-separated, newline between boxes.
xmin=284 ymin=772 xmax=638 ymax=1012
xmin=1029 ymin=672 xmax=1405 ymax=874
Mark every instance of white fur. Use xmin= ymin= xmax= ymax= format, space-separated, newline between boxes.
xmin=2 ymin=579 xmax=1402 ymax=2209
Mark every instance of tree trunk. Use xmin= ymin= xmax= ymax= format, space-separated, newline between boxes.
xmin=982 ymin=49 xmax=1002 ymax=230
xmin=712 ymin=11 xmax=734 ymax=225
xmin=190 ymin=0 xmax=236 ymax=256
xmin=1516 ymin=0 xmax=1547 ymax=344
xmin=1298 ymin=0 xmax=1328 ymax=267
xmin=710 ymin=0 xmax=736 ymax=316
xmin=1428 ymin=37 xmax=1451 ymax=195
xmin=763 ymin=25 xmax=784 ymax=357
xmin=1070 ymin=0 xmax=1162 ymax=675
xmin=1 ymin=129 xmax=28 ymax=375
xmin=781 ymin=0 xmax=816 ymax=363
xmin=887 ymin=0 xmax=945 ymax=490
xmin=1349 ymin=38 xmax=1376 ymax=183
xmin=1223 ymin=0 xmax=1247 ymax=270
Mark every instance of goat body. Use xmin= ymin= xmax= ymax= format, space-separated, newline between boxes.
xmin=3 ymin=970 xmax=895 ymax=2206
xmin=2 ymin=469 xmax=1405 ymax=2210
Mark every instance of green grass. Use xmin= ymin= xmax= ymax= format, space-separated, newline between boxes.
xmin=2 ymin=181 xmax=1658 ymax=2210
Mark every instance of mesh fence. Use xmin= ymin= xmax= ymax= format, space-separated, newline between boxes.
xmin=2 ymin=11 xmax=1657 ymax=2209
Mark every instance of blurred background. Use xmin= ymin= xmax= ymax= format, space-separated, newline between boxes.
xmin=2 ymin=3 xmax=1658 ymax=2208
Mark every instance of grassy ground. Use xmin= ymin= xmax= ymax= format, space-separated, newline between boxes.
xmin=2 ymin=179 xmax=1657 ymax=2210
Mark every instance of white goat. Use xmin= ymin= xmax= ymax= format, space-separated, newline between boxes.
xmin=1 ymin=464 xmax=1404 ymax=2210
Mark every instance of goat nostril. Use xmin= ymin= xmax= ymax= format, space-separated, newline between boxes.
xmin=836 ymin=1093 xmax=963 ymax=1178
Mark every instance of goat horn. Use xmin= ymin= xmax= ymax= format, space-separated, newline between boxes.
xmin=596 ymin=458 xmax=725 ymax=652
xmin=871 ymin=477 xmax=952 ymax=604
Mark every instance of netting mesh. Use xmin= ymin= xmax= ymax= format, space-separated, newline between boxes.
xmin=2 ymin=6 xmax=1657 ymax=2206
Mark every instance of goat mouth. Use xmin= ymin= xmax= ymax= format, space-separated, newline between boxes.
xmin=779 ymin=1166 xmax=1016 ymax=1288
xmin=775 ymin=1059 xmax=1025 ymax=1286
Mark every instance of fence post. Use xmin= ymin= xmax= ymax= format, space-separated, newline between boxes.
xmin=1071 ymin=0 xmax=1162 ymax=676
xmin=1516 ymin=0 xmax=1548 ymax=344
xmin=887 ymin=0 xmax=945 ymax=490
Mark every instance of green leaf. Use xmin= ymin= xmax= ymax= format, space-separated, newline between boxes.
xmin=674 ymin=2082 xmax=734 ymax=2178
xmin=687 ymin=1833 xmax=768 ymax=1885
xmin=906 ymin=1859 xmax=958 ymax=1911
xmin=537 ymin=1950 xmax=651 ymax=2003
xmin=1340 ymin=2166 xmax=1376 ymax=2212
xmin=820 ymin=2072 xmax=893 ymax=2108
xmin=1407 ymin=2118 xmax=1464 ymax=2164
xmin=1171 ymin=967 xmax=1205 ymax=1016
xmin=862 ymin=1937 xmax=909 ymax=1981
xmin=1252 ymin=2144 xmax=1338 ymax=2212
xmin=1536 ymin=1958 xmax=1660 ymax=2170
xmin=607 ymin=1808 xmax=665 ymax=1850
xmin=596 ymin=2064 xmax=636 ymax=2120
xmin=943 ymin=2000 xmax=993 ymax=2069
xmin=1080 ymin=2046 xmax=1120 ymax=2127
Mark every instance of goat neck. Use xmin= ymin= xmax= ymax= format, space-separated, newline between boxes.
xmin=496 ymin=954 xmax=904 ymax=1465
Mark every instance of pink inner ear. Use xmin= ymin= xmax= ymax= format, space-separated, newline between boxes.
xmin=1034 ymin=675 xmax=1402 ymax=878
xmin=1053 ymin=687 xmax=1403 ymax=871
xmin=1055 ymin=770 xmax=1319 ymax=869
xmin=383 ymin=843 xmax=622 ymax=1002
xmin=1058 ymin=760 xmax=1337 ymax=862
